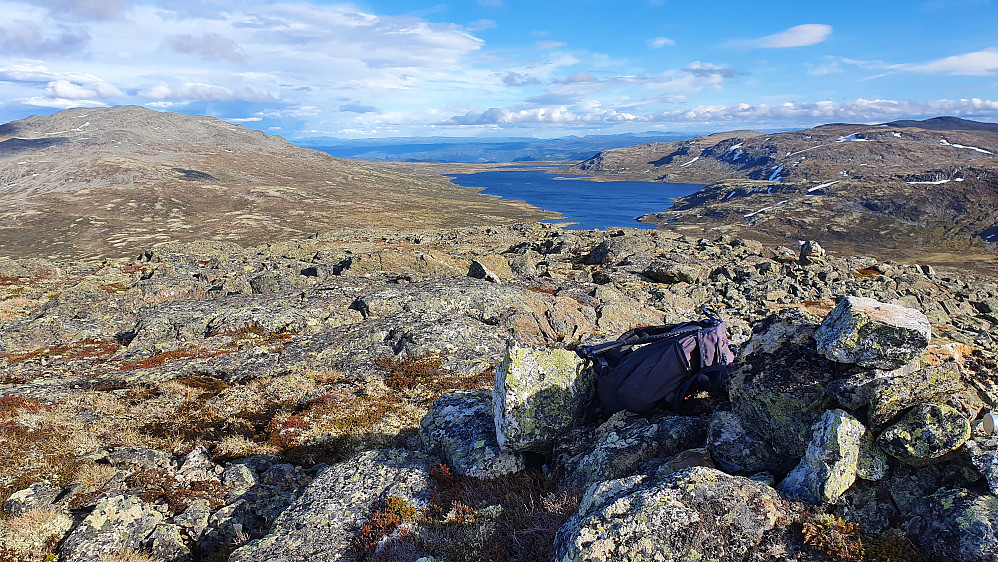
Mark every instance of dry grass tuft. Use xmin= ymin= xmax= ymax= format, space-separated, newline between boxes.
xmin=0 ymin=507 xmax=73 ymax=562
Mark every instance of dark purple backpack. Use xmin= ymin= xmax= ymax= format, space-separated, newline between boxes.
xmin=576 ymin=310 xmax=734 ymax=414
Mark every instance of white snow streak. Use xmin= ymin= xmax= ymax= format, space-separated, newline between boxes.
xmin=837 ymin=133 xmax=870 ymax=142
xmin=906 ymin=179 xmax=951 ymax=185
xmin=768 ymin=165 xmax=784 ymax=182
xmin=939 ymin=139 xmax=992 ymax=154
xmin=808 ymin=180 xmax=840 ymax=193
xmin=679 ymin=156 xmax=700 ymax=167
xmin=786 ymin=145 xmax=825 ymax=157
xmin=744 ymin=200 xmax=788 ymax=218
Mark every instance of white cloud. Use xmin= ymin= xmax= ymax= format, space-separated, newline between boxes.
xmin=644 ymin=98 xmax=998 ymax=124
xmin=45 ymin=78 xmax=123 ymax=99
xmin=227 ymin=116 xmax=262 ymax=122
xmin=18 ymin=96 xmax=108 ymax=108
xmin=33 ymin=0 xmax=132 ymax=21
xmin=161 ymin=32 xmax=245 ymax=63
xmin=450 ymin=105 xmax=636 ymax=125
xmin=896 ymin=47 xmax=998 ymax=75
xmin=0 ymin=64 xmax=105 ymax=84
xmin=139 ymin=82 xmax=277 ymax=102
xmin=649 ymin=37 xmax=675 ymax=48
xmin=733 ymin=24 xmax=833 ymax=49
xmin=0 ymin=21 xmax=89 ymax=56
xmin=534 ymin=41 xmax=568 ymax=50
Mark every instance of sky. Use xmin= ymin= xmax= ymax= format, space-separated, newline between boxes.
xmin=0 ymin=0 xmax=996 ymax=139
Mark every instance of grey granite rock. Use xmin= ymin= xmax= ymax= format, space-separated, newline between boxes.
xmin=229 ymin=449 xmax=433 ymax=562
xmin=707 ymin=410 xmax=795 ymax=475
xmin=911 ymin=488 xmax=998 ymax=562
xmin=420 ymin=389 xmax=525 ymax=478
xmin=554 ymin=466 xmax=788 ymax=562
xmin=779 ymin=409 xmax=865 ymax=504
xmin=878 ymin=403 xmax=971 ymax=467
xmin=60 ymin=494 xmax=164 ymax=562
xmin=814 ymin=296 xmax=931 ymax=369
xmin=493 ymin=343 xmax=594 ymax=452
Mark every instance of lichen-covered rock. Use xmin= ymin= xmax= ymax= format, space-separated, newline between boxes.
xmin=799 ymin=240 xmax=826 ymax=263
xmin=229 ymin=449 xmax=433 ymax=562
xmin=553 ymin=466 xmax=788 ymax=562
xmin=556 ymin=410 xmax=708 ymax=490
xmin=866 ymin=361 xmax=967 ymax=427
xmin=643 ymin=262 xmax=700 ymax=284
xmin=814 ymin=296 xmax=931 ymax=369
xmin=779 ymin=409 xmax=865 ymax=503
xmin=468 ymin=255 xmax=513 ymax=283
xmin=1 ymin=481 xmax=61 ymax=516
xmin=729 ymin=308 xmax=838 ymax=458
xmin=856 ymin=431 xmax=889 ymax=481
xmin=878 ymin=403 xmax=971 ymax=466
xmin=60 ymin=494 xmax=165 ymax=562
xmin=966 ymin=439 xmax=998 ymax=494
xmin=150 ymin=523 xmax=191 ymax=561
xmin=706 ymin=409 xmax=795 ymax=475
xmin=825 ymin=357 xmax=923 ymax=411
xmin=419 ymin=389 xmax=525 ymax=478
xmin=493 ymin=344 xmax=594 ymax=452
xmin=910 ymin=488 xmax=998 ymax=562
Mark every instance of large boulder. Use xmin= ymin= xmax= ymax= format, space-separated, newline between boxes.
xmin=910 ymin=488 xmax=998 ymax=562
xmin=230 ymin=449 xmax=433 ymax=562
xmin=59 ymin=495 xmax=164 ymax=562
xmin=877 ymin=403 xmax=971 ymax=467
xmin=706 ymin=410 xmax=795 ymax=475
xmin=729 ymin=307 xmax=838 ymax=458
xmin=419 ymin=389 xmax=525 ymax=478
xmin=493 ymin=344 xmax=594 ymax=452
xmin=556 ymin=410 xmax=708 ymax=491
xmin=553 ymin=466 xmax=788 ymax=562
xmin=779 ymin=409 xmax=865 ymax=504
xmin=814 ymin=296 xmax=931 ymax=369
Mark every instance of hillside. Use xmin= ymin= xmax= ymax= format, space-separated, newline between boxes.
xmin=571 ymin=118 xmax=998 ymax=260
xmin=0 ymin=106 xmax=555 ymax=260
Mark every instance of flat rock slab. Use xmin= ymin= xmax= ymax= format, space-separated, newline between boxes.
xmin=229 ymin=449 xmax=433 ymax=562
xmin=814 ymin=296 xmax=931 ymax=369
xmin=553 ymin=466 xmax=787 ymax=562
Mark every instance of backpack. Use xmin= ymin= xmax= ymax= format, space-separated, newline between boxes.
xmin=575 ymin=309 xmax=734 ymax=414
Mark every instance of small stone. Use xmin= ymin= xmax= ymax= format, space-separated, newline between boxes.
xmin=223 ymin=464 xmax=258 ymax=494
xmin=799 ymin=240 xmax=825 ymax=263
xmin=150 ymin=523 xmax=191 ymax=561
xmin=468 ymin=255 xmax=512 ymax=283
xmin=814 ymin=296 xmax=931 ymax=369
xmin=2 ymin=482 xmax=61 ymax=516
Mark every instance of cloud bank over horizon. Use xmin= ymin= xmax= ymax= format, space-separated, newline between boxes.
xmin=0 ymin=0 xmax=994 ymax=138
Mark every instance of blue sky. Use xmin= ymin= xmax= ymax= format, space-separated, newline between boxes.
xmin=0 ymin=0 xmax=996 ymax=138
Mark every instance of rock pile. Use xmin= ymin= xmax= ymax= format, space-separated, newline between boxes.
xmin=2 ymin=224 xmax=998 ymax=561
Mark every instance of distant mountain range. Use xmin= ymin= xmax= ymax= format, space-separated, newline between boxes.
xmin=572 ymin=117 xmax=998 ymax=262
xmin=296 ymin=132 xmax=703 ymax=163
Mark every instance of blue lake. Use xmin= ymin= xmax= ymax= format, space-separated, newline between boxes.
xmin=447 ymin=169 xmax=705 ymax=230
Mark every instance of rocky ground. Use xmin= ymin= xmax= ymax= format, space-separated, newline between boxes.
xmin=1 ymin=223 xmax=998 ymax=561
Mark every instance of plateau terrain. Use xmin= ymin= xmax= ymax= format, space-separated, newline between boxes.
xmin=0 ymin=106 xmax=555 ymax=261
